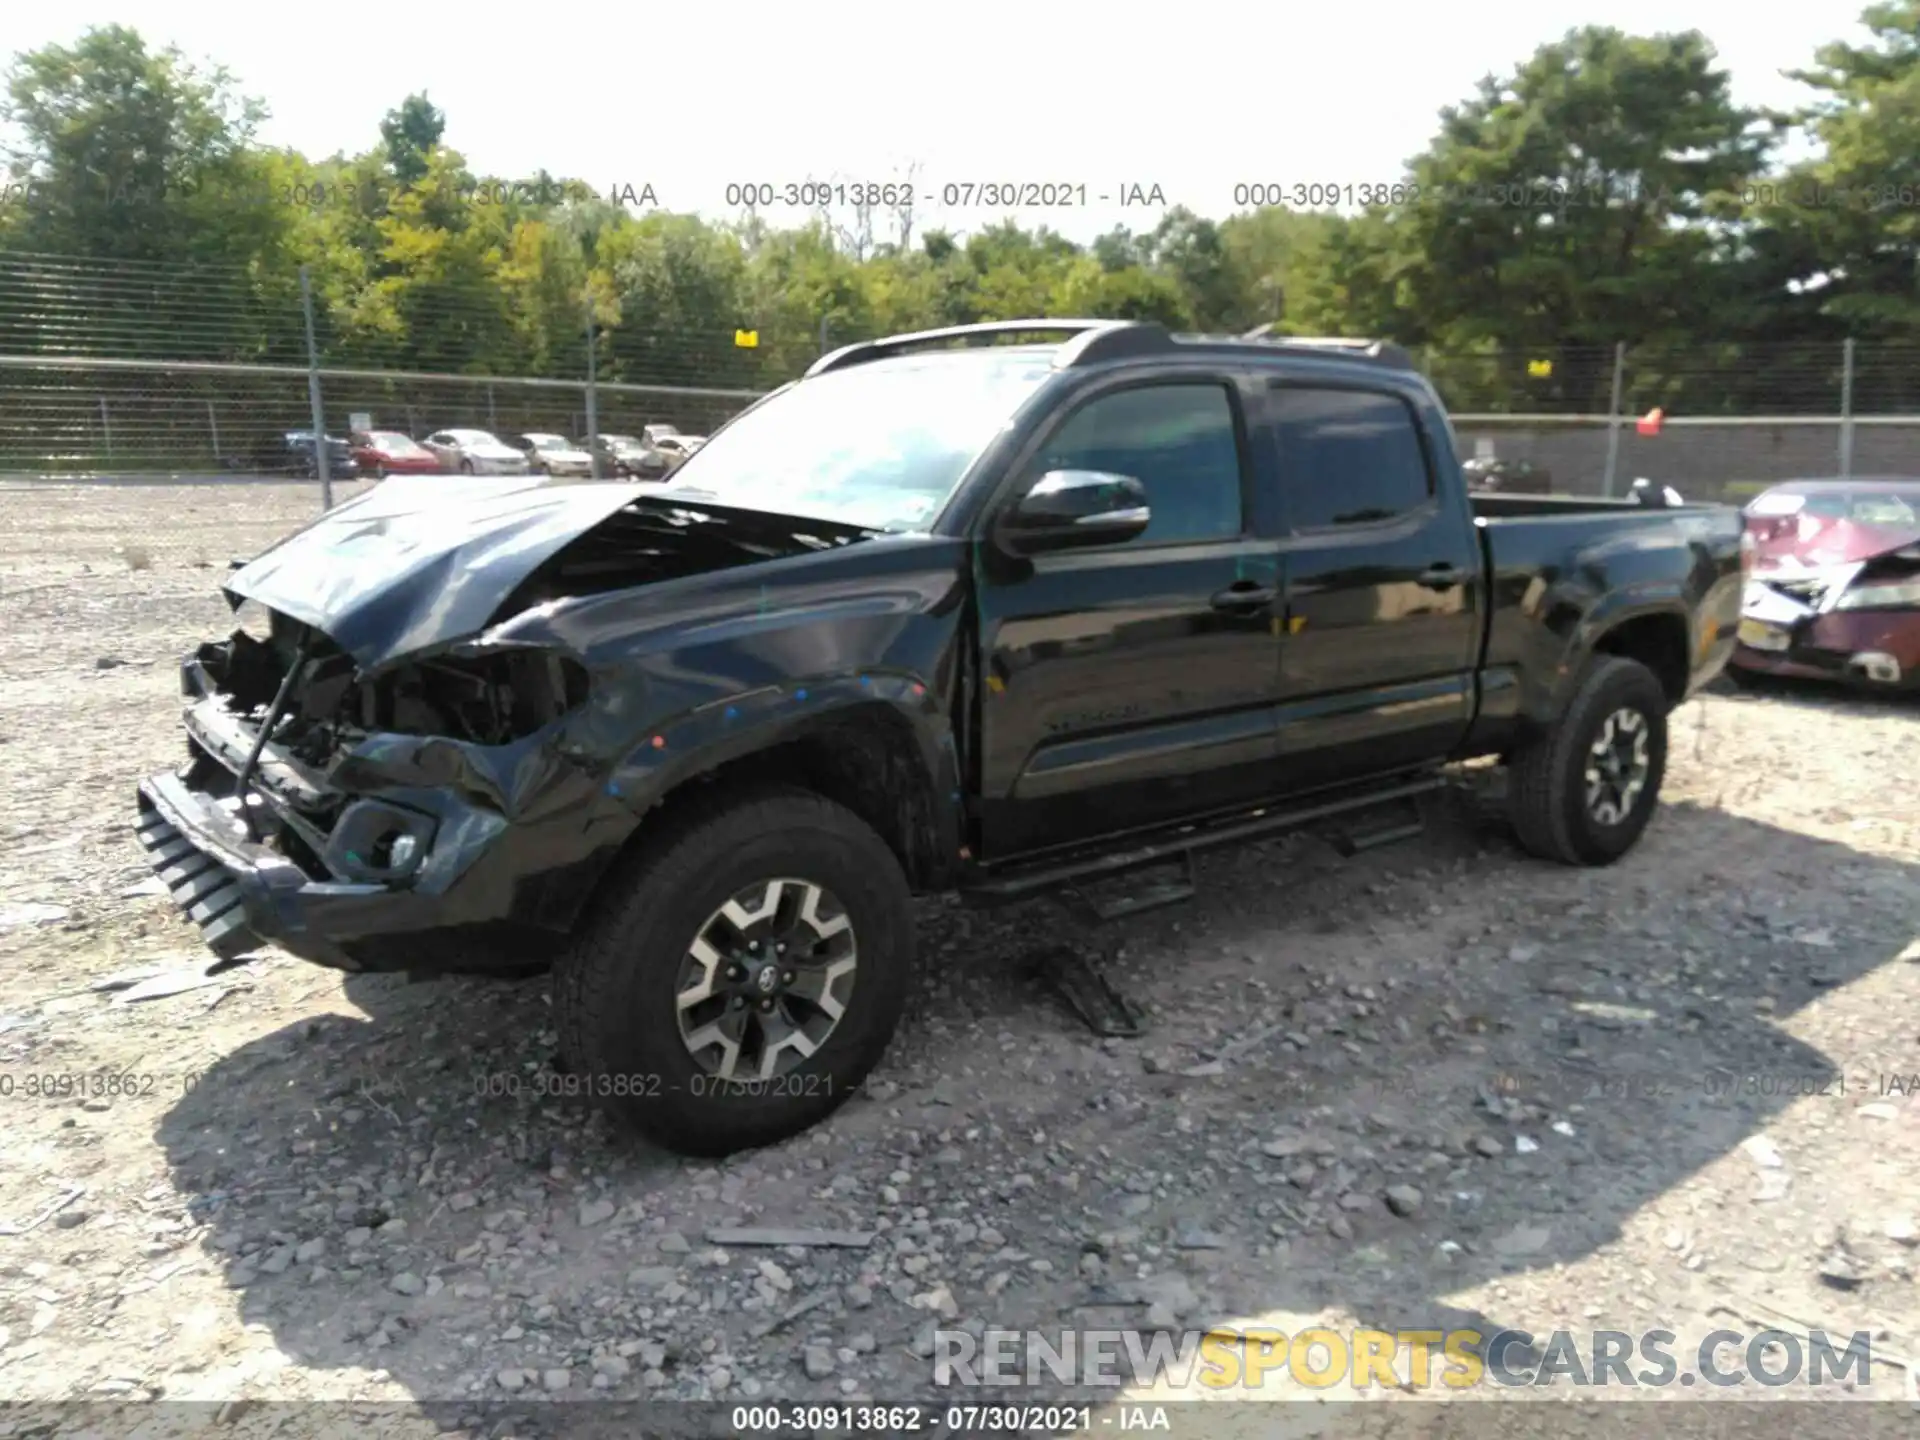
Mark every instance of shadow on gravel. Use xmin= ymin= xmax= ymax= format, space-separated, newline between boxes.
xmin=151 ymin=788 xmax=1920 ymax=1419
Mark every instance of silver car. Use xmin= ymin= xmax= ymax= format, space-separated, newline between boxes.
xmin=511 ymin=432 xmax=595 ymax=478
xmin=654 ymin=434 xmax=707 ymax=472
xmin=422 ymin=428 xmax=532 ymax=476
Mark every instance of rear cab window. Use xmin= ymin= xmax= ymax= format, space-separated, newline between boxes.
xmin=1266 ymin=384 xmax=1434 ymax=530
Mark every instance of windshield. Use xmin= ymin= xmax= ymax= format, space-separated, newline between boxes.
xmin=371 ymin=432 xmax=425 ymax=452
xmin=449 ymin=430 xmax=498 ymax=446
xmin=664 ymin=353 xmax=1053 ymax=530
xmin=525 ymin=434 xmax=569 ymax=450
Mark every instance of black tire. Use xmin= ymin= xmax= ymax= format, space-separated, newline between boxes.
xmin=1507 ymin=655 xmax=1669 ymax=866
xmin=556 ymin=786 xmax=914 ymax=1156
xmin=459 ymin=458 xmax=474 ymax=475
xmin=1722 ymin=661 xmax=1768 ymax=690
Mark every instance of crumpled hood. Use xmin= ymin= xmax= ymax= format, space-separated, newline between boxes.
xmin=225 ymin=476 xmax=651 ymax=671
xmin=1748 ymin=514 xmax=1920 ymax=574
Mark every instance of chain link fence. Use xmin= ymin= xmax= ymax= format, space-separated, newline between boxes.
xmin=2 ymin=250 xmax=1918 ymax=538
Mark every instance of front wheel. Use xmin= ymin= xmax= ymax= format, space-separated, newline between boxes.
xmin=1507 ymin=655 xmax=1669 ymax=866
xmin=459 ymin=458 xmax=474 ymax=475
xmin=556 ymin=788 xmax=914 ymax=1155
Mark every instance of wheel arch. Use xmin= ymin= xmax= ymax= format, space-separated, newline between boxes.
xmin=603 ymin=687 xmax=964 ymax=897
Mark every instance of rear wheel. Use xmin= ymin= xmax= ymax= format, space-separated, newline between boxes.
xmin=459 ymin=458 xmax=474 ymax=475
xmin=1508 ymin=656 xmax=1669 ymax=866
xmin=556 ymin=787 xmax=914 ymax=1155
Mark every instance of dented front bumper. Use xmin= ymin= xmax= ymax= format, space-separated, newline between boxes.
xmin=134 ymin=653 xmax=636 ymax=974
xmin=136 ymin=771 xmax=414 ymax=969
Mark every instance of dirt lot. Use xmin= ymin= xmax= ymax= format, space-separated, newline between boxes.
xmin=2 ymin=479 xmax=1918 ymax=1434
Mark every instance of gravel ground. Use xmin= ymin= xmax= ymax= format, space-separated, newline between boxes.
xmin=2 ymin=480 xmax=1919 ymax=1434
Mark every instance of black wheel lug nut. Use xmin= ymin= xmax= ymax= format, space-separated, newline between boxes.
xmin=782 ymin=971 xmax=794 ymax=985
xmin=759 ymin=998 xmax=773 ymax=1012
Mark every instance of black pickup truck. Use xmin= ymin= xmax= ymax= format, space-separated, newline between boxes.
xmin=135 ymin=320 xmax=1747 ymax=1154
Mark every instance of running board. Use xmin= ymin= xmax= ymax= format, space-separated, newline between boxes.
xmin=962 ymin=773 xmax=1443 ymax=905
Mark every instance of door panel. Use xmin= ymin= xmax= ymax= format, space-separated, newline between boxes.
xmin=978 ymin=539 xmax=1285 ymax=855
xmin=974 ymin=377 xmax=1285 ymax=859
xmin=1264 ymin=384 xmax=1483 ymax=785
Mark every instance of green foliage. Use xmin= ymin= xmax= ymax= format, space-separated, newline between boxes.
xmin=0 ymin=10 xmax=1914 ymax=412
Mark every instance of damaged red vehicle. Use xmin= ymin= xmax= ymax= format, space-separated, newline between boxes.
xmin=1730 ymin=478 xmax=1920 ymax=689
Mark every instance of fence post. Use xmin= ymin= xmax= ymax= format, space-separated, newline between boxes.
xmin=1839 ymin=338 xmax=1856 ymax=481
xmin=819 ymin=314 xmax=830 ymax=356
xmin=206 ymin=399 xmax=221 ymax=467
xmin=299 ymin=265 xmax=333 ymax=510
xmin=98 ymin=398 xmax=113 ymax=460
xmin=583 ymin=292 xmax=601 ymax=481
xmin=1600 ymin=341 xmax=1626 ymax=498
xmin=487 ymin=383 xmax=497 ymax=431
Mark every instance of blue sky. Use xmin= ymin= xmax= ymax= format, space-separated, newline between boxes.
xmin=1 ymin=0 xmax=1872 ymax=244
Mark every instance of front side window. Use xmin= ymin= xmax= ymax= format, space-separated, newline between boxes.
xmin=1270 ymin=386 xmax=1432 ymax=529
xmin=1027 ymin=383 xmax=1244 ymax=545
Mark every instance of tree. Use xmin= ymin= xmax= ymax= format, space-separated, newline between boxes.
xmin=0 ymin=26 xmax=277 ymax=262
xmin=380 ymin=93 xmax=445 ymax=189
xmin=1383 ymin=26 xmax=1770 ymax=409
xmin=1761 ymin=1 xmax=1920 ymax=340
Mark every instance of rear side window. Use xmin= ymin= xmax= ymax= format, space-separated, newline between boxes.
xmin=1269 ymin=386 xmax=1432 ymax=529
xmin=1031 ymin=383 xmax=1244 ymax=545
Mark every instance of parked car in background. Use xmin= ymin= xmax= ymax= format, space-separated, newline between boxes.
xmin=1461 ymin=457 xmax=1552 ymax=494
xmin=252 ymin=431 xmax=360 ymax=480
xmin=349 ymin=430 xmax=441 ymax=478
xmin=421 ymin=429 xmax=531 ymax=476
xmin=583 ymin=433 xmax=671 ymax=479
xmin=510 ymin=433 xmax=595 ymax=478
xmin=1730 ymin=477 xmax=1920 ymax=690
xmin=640 ymin=424 xmax=686 ymax=447
xmin=653 ymin=434 xmax=707 ymax=472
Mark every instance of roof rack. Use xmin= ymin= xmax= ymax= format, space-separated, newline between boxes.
xmin=805 ymin=319 xmax=1177 ymax=377
xmin=802 ymin=318 xmax=1418 ymax=380
xmin=1236 ymin=325 xmax=1418 ymax=371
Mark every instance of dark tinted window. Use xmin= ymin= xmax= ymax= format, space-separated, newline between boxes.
xmin=1270 ymin=387 xmax=1431 ymax=529
xmin=1031 ymin=384 xmax=1243 ymax=544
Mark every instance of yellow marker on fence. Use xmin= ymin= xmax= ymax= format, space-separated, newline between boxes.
xmin=734 ymin=328 xmax=759 ymax=348
xmin=1527 ymin=358 xmax=1552 ymax=378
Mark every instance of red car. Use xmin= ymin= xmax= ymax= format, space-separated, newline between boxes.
xmin=349 ymin=430 xmax=443 ymax=478
xmin=1730 ymin=477 xmax=1920 ymax=690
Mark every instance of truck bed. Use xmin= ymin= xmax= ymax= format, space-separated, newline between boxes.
xmin=1469 ymin=492 xmax=1722 ymax=519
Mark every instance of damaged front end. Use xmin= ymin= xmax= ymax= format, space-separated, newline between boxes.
xmin=1734 ymin=543 xmax=1920 ymax=688
xmin=134 ymin=480 xmax=892 ymax=973
xmin=135 ymin=606 xmax=614 ymax=972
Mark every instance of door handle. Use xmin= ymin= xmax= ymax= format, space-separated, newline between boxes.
xmin=1210 ymin=582 xmax=1278 ymax=613
xmin=1418 ymin=564 xmax=1462 ymax=590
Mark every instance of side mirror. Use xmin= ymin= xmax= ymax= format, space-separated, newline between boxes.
xmin=997 ymin=470 xmax=1151 ymax=554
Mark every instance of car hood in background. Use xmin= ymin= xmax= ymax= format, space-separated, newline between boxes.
xmin=1748 ymin=514 xmax=1920 ymax=574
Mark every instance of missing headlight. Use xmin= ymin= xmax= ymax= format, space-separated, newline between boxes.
xmin=353 ymin=649 xmax=591 ymax=746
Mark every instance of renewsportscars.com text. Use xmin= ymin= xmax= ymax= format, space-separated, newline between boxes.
xmin=933 ymin=1326 xmax=1876 ymax=1391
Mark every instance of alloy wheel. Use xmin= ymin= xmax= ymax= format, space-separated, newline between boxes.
xmin=1584 ymin=707 xmax=1650 ymax=826
xmin=674 ymin=878 xmax=858 ymax=1082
